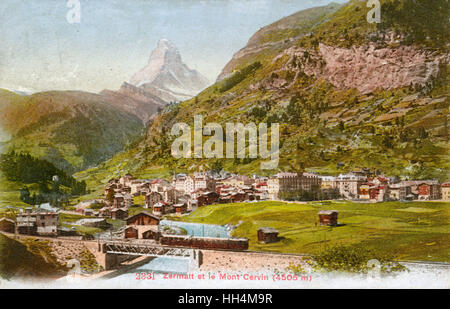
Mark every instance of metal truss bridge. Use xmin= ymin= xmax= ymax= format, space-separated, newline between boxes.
xmin=102 ymin=241 xmax=196 ymax=260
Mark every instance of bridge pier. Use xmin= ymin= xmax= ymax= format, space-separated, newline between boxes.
xmin=85 ymin=242 xmax=130 ymax=270
xmin=189 ymin=249 xmax=202 ymax=272
xmin=103 ymin=253 xmax=120 ymax=270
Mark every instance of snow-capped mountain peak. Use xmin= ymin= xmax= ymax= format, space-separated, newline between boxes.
xmin=129 ymin=39 xmax=210 ymax=101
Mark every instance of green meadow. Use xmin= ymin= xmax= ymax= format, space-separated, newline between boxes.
xmin=175 ymin=200 xmax=450 ymax=262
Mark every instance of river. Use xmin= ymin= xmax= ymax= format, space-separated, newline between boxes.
xmin=106 ymin=220 xmax=230 ymax=280
xmin=160 ymin=220 xmax=231 ymax=238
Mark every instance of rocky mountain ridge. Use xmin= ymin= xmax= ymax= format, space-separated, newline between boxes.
xmin=256 ymin=40 xmax=448 ymax=94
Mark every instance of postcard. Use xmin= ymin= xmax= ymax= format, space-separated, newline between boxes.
xmin=0 ymin=0 xmax=448 ymax=291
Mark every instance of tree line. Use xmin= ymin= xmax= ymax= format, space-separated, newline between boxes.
xmin=0 ymin=151 xmax=87 ymax=206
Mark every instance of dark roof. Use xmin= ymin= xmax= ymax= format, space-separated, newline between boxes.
xmin=111 ymin=208 xmax=128 ymax=213
xmin=258 ymin=227 xmax=278 ymax=233
xmin=318 ymin=210 xmax=338 ymax=215
xmin=126 ymin=211 xmax=160 ymax=222
xmin=0 ymin=217 xmax=15 ymax=224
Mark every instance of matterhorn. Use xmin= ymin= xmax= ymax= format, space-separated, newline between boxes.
xmin=130 ymin=39 xmax=210 ymax=102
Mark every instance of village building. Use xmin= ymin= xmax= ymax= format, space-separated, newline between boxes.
xmin=162 ymin=186 xmax=178 ymax=204
xmin=319 ymin=176 xmax=339 ymax=190
xmin=336 ymin=173 xmax=366 ymax=199
xmin=119 ymin=174 xmax=135 ymax=188
xmin=197 ymin=192 xmax=219 ymax=207
xmin=173 ymin=173 xmax=216 ymax=195
xmin=230 ymin=192 xmax=248 ymax=203
xmin=145 ymin=191 xmax=163 ymax=209
xmin=254 ymin=189 xmax=269 ymax=201
xmin=267 ymin=172 xmax=321 ymax=200
xmin=441 ymin=183 xmax=450 ymax=201
xmin=174 ymin=203 xmax=188 ymax=216
xmin=149 ymin=179 xmax=171 ymax=192
xmin=104 ymin=183 xmax=118 ymax=197
xmin=121 ymin=187 xmax=132 ymax=194
xmin=177 ymin=194 xmax=193 ymax=211
xmin=98 ymin=207 xmax=111 ymax=218
xmin=318 ymin=176 xmax=340 ymax=200
xmin=113 ymin=194 xmax=125 ymax=208
xmin=173 ymin=174 xmax=194 ymax=194
xmin=126 ymin=211 xmax=160 ymax=226
xmin=318 ymin=210 xmax=338 ymax=226
xmin=267 ymin=178 xmax=280 ymax=200
xmin=215 ymin=185 xmax=234 ymax=196
xmin=388 ymin=184 xmax=411 ymax=200
xmin=417 ymin=182 xmax=441 ymax=200
xmin=0 ymin=217 xmax=16 ymax=233
xmin=130 ymin=179 xmax=149 ymax=196
xmin=359 ymin=183 xmax=388 ymax=201
xmin=123 ymin=193 xmax=133 ymax=208
xmin=369 ymin=185 xmax=388 ymax=202
xmin=111 ymin=208 xmax=129 ymax=220
xmin=35 ymin=210 xmax=59 ymax=236
xmin=257 ymin=227 xmax=279 ymax=244
xmin=253 ymin=181 xmax=268 ymax=193
xmin=152 ymin=202 xmax=174 ymax=216
xmin=193 ymin=172 xmax=216 ymax=192
xmin=359 ymin=184 xmax=371 ymax=200
xmin=368 ymin=176 xmax=389 ymax=186
xmin=222 ymin=175 xmax=254 ymax=188
xmin=16 ymin=208 xmax=59 ymax=236
xmin=398 ymin=180 xmax=440 ymax=200
xmin=218 ymin=194 xmax=232 ymax=204
xmin=125 ymin=211 xmax=161 ymax=240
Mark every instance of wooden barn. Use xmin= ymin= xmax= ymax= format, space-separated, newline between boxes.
xmin=0 ymin=217 xmax=16 ymax=233
xmin=318 ymin=210 xmax=338 ymax=226
xmin=174 ymin=203 xmax=188 ymax=216
xmin=142 ymin=227 xmax=160 ymax=240
xmin=257 ymin=227 xmax=279 ymax=243
xmin=124 ymin=226 xmax=138 ymax=239
xmin=197 ymin=192 xmax=219 ymax=207
xmin=152 ymin=202 xmax=173 ymax=216
xmin=111 ymin=208 xmax=128 ymax=220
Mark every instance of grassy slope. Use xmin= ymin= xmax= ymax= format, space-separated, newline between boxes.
xmin=0 ymin=90 xmax=146 ymax=208
xmin=0 ymin=90 xmax=144 ymax=173
xmin=175 ymin=200 xmax=450 ymax=262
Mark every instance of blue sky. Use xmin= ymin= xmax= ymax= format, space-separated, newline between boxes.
xmin=0 ymin=0 xmax=347 ymax=93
